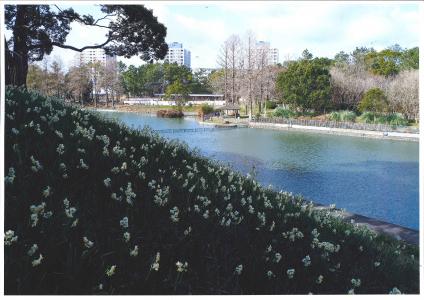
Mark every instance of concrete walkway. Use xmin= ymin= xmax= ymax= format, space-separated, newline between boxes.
xmin=313 ymin=204 xmax=419 ymax=245
xmin=249 ymin=122 xmax=419 ymax=142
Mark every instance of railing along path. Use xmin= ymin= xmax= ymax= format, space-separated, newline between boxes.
xmin=253 ymin=117 xmax=419 ymax=134
xmin=154 ymin=127 xmax=238 ymax=134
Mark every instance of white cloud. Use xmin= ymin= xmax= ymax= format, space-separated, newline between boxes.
xmin=33 ymin=2 xmax=420 ymax=69
xmin=174 ymin=15 xmax=226 ymax=43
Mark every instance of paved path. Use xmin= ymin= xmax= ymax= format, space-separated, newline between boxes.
xmin=313 ymin=204 xmax=419 ymax=245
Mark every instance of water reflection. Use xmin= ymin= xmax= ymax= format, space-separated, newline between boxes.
xmin=101 ymin=111 xmax=419 ymax=229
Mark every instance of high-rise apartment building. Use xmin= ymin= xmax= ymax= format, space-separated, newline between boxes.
xmin=164 ymin=42 xmax=191 ymax=68
xmin=77 ymin=48 xmax=117 ymax=67
xmin=74 ymin=48 xmax=117 ymax=99
xmin=255 ymin=41 xmax=279 ymax=65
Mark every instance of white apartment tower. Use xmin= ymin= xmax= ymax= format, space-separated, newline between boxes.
xmin=77 ymin=48 xmax=117 ymax=67
xmin=165 ymin=42 xmax=191 ymax=68
xmin=255 ymin=41 xmax=279 ymax=65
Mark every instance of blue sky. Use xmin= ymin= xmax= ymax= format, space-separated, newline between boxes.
xmin=40 ymin=1 xmax=421 ymax=69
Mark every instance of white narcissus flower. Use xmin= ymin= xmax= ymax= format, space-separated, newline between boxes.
xmin=125 ymin=183 xmax=136 ymax=205
xmin=274 ymin=253 xmax=282 ymax=263
xmin=302 ymin=255 xmax=311 ymax=267
xmin=287 ymin=268 xmax=295 ymax=279
xmin=83 ymin=237 xmax=94 ymax=249
xmin=123 ymin=232 xmax=131 ymax=243
xmin=130 ymin=245 xmax=139 ymax=257
xmin=234 ymin=264 xmax=243 ymax=275
xmin=170 ymin=206 xmax=179 ymax=223
xmin=183 ymin=226 xmax=192 ymax=236
xmin=43 ymin=211 xmax=53 ymax=219
xmin=176 ymin=261 xmax=188 ymax=273
xmin=42 ymin=186 xmax=51 ymax=198
xmin=56 ymin=144 xmax=65 ymax=155
xmin=27 ymin=244 xmax=38 ymax=256
xmin=30 ymin=213 xmax=39 ymax=227
xmin=78 ymin=159 xmax=89 ymax=170
xmin=351 ymin=278 xmax=361 ymax=288
xmin=120 ymin=217 xmax=129 ymax=228
xmin=65 ymin=207 xmax=77 ymax=218
xmin=266 ymin=270 xmax=274 ymax=279
xmin=106 ymin=265 xmax=116 ymax=277
xmin=71 ymin=218 xmax=79 ymax=227
xmin=30 ymin=202 xmax=46 ymax=215
xmin=103 ymin=178 xmax=111 ymax=187
xmin=4 ymin=230 xmax=18 ymax=246
xmin=32 ymin=254 xmax=43 ymax=267
xmin=389 ymin=287 xmax=401 ymax=294
xmin=151 ymin=252 xmax=160 ymax=271
xmin=5 ymin=167 xmax=16 ymax=184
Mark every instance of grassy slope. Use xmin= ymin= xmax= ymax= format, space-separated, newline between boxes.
xmin=4 ymin=87 xmax=419 ymax=295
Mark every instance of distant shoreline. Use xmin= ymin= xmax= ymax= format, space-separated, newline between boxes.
xmin=89 ymin=105 xmax=199 ymax=116
xmin=89 ymin=106 xmax=419 ymax=142
xmin=249 ymin=122 xmax=419 ymax=142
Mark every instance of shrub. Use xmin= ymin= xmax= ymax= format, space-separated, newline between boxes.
xmin=358 ymin=112 xmax=409 ymax=126
xmin=265 ymin=100 xmax=277 ymax=110
xmin=358 ymin=88 xmax=389 ymax=113
xmin=329 ymin=111 xmax=357 ymax=122
xmin=197 ymin=104 xmax=214 ymax=116
xmin=358 ymin=111 xmax=378 ymax=124
xmin=273 ymin=107 xmax=297 ymax=118
xmin=4 ymin=87 xmax=418 ymax=295
xmin=385 ymin=113 xmax=409 ymax=126
xmin=156 ymin=109 xmax=184 ymax=118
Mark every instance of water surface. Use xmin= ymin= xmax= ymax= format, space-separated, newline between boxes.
xmin=102 ymin=111 xmax=419 ymax=230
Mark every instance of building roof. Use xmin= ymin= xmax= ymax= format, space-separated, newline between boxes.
xmin=154 ymin=93 xmax=223 ymax=97
xmin=216 ymin=103 xmax=241 ymax=110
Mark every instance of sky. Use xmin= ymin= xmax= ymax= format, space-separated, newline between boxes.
xmin=17 ymin=1 xmax=421 ymax=70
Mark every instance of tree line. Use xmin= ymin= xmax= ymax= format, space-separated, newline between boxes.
xmin=209 ymin=32 xmax=419 ymax=121
xmin=6 ymin=4 xmax=419 ymax=121
xmin=119 ymin=63 xmax=213 ymax=97
xmin=328 ymin=46 xmax=419 ymax=120
xmin=212 ymin=31 xmax=283 ymax=117
xmin=26 ymin=57 xmax=124 ymax=107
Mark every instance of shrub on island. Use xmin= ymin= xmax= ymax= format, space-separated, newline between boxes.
xmin=156 ymin=109 xmax=184 ymax=118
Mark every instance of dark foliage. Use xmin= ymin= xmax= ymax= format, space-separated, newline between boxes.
xmin=5 ymin=5 xmax=168 ymax=86
xmin=4 ymin=87 xmax=419 ymax=295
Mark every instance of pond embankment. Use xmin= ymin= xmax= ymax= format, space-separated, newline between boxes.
xmin=249 ymin=122 xmax=419 ymax=142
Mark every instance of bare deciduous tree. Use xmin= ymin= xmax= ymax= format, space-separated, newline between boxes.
xmin=227 ymin=34 xmax=243 ymax=103
xmin=244 ymin=30 xmax=257 ymax=119
xmin=330 ymin=65 xmax=386 ymax=110
xmin=386 ymin=70 xmax=419 ymax=121
xmin=66 ymin=62 xmax=92 ymax=105
xmin=100 ymin=60 xmax=123 ymax=107
xmin=217 ymin=40 xmax=230 ymax=102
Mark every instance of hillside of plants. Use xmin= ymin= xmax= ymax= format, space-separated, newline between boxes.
xmin=4 ymin=87 xmax=419 ymax=295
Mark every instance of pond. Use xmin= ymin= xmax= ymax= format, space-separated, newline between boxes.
xmin=100 ymin=111 xmax=419 ymax=230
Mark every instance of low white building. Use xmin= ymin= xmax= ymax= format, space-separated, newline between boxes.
xmin=124 ymin=94 xmax=224 ymax=107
